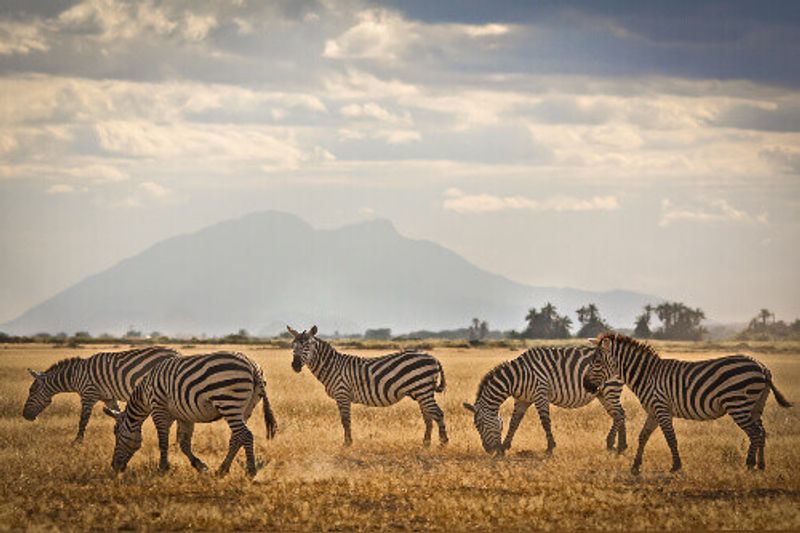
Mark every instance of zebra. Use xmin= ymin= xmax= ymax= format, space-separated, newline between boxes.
xmin=288 ymin=325 xmax=448 ymax=447
xmin=583 ymin=332 xmax=792 ymax=474
xmin=103 ymin=351 xmax=277 ymax=477
xmin=22 ymin=346 xmax=179 ymax=442
xmin=463 ymin=345 xmax=626 ymax=457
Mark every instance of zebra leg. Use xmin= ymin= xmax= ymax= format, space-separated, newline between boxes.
xmin=75 ymin=395 xmax=98 ymax=443
xmin=653 ymin=407 xmax=681 ymax=472
xmin=152 ymin=410 xmax=175 ymax=472
xmin=533 ymin=392 xmax=556 ymax=455
xmin=420 ymin=409 xmax=433 ymax=447
xmin=336 ymin=398 xmax=353 ymax=447
xmin=413 ymin=391 xmax=448 ymax=447
xmin=730 ymin=412 xmax=764 ymax=470
xmin=177 ymin=420 xmax=207 ymax=472
xmin=756 ymin=421 xmax=767 ymax=470
xmin=218 ymin=416 xmax=256 ymax=477
xmin=597 ymin=393 xmax=627 ymax=453
xmin=631 ymin=414 xmax=658 ymax=475
xmin=501 ymin=400 xmax=531 ymax=453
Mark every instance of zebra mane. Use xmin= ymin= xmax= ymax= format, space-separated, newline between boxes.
xmin=314 ymin=337 xmax=340 ymax=357
xmin=475 ymin=360 xmax=510 ymax=401
xmin=42 ymin=357 xmax=83 ymax=375
xmin=599 ymin=332 xmax=661 ymax=359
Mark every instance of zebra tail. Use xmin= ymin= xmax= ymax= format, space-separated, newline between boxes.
xmin=260 ymin=380 xmax=278 ymax=439
xmin=435 ymin=361 xmax=446 ymax=393
xmin=770 ymin=381 xmax=793 ymax=408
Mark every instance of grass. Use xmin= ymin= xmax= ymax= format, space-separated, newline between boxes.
xmin=1 ymin=342 xmax=799 ymax=530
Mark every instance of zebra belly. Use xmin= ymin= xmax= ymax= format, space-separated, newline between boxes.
xmin=351 ymin=388 xmax=401 ymax=406
xmin=549 ymin=391 xmax=595 ymax=409
xmin=167 ymin=397 xmax=222 ymax=423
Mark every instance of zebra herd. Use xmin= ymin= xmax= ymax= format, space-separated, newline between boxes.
xmin=22 ymin=327 xmax=791 ymax=477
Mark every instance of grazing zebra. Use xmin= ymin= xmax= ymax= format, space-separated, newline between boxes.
xmin=104 ymin=351 xmax=277 ymax=477
xmin=583 ymin=333 xmax=792 ymax=474
xmin=288 ymin=325 xmax=448 ymax=447
xmin=463 ymin=346 xmax=626 ymax=456
xmin=23 ymin=346 xmax=179 ymax=442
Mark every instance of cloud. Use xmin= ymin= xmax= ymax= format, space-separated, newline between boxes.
xmin=0 ymin=19 xmax=49 ymax=56
xmin=443 ymin=188 xmax=620 ymax=214
xmin=62 ymin=164 xmax=128 ymax=183
xmin=45 ymin=184 xmax=74 ymax=194
xmin=459 ymin=23 xmax=510 ymax=38
xmin=139 ymin=181 xmax=170 ymax=197
xmin=340 ymin=102 xmax=411 ymax=125
xmin=760 ymin=147 xmax=800 ymax=174
xmin=323 ymin=8 xmax=414 ymax=60
xmin=94 ymin=121 xmax=307 ymax=170
xmin=659 ymin=199 xmax=768 ymax=227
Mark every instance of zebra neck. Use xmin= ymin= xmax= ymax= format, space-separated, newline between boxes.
xmin=45 ymin=360 xmax=84 ymax=394
xmin=619 ymin=346 xmax=660 ymax=395
xmin=476 ymin=364 xmax=512 ymax=411
xmin=125 ymin=386 xmax=152 ymax=424
xmin=308 ymin=341 xmax=342 ymax=379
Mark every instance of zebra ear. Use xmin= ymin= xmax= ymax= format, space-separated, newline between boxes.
xmin=27 ymin=368 xmax=41 ymax=379
xmin=309 ymin=325 xmax=318 ymax=336
xmin=462 ymin=402 xmax=475 ymax=413
xmin=103 ymin=407 xmax=121 ymax=419
xmin=286 ymin=326 xmax=300 ymax=338
xmin=600 ymin=337 xmax=613 ymax=351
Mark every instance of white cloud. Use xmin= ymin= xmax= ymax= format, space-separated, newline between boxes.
xmin=181 ymin=12 xmax=217 ymax=41
xmin=95 ymin=121 xmax=307 ymax=170
xmin=45 ymin=184 xmax=74 ymax=194
xmin=340 ymin=102 xmax=411 ymax=125
xmin=323 ymin=8 xmax=413 ymax=60
xmin=139 ymin=181 xmax=170 ymax=197
xmin=443 ymin=188 xmax=621 ymax=214
xmin=0 ymin=19 xmax=49 ymax=56
xmin=659 ymin=199 xmax=768 ymax=227
xmin=459 ymin=23 xmax=510 ymax=38
xmin=63 ymin=164 xmax=128 ymax=183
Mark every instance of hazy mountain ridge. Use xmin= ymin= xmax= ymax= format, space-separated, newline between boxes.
xmin=2 ymin=211 xmax=661 ymax=336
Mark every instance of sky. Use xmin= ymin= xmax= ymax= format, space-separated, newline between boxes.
xmin=0 ymin=0 xmax=798 ymax=326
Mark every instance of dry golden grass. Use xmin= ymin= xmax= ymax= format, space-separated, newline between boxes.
xmin=1 ymin=342 xmax=798 ymax=530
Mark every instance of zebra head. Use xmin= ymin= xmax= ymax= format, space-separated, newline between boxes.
xmin=287 ymin=325 xmax=318 ymax=373
xmin=583 ymin=334 xmax=618 ymax=394
xmin=22 ymin=369 xmax=53 ymax=421
xmin=103 ymin=407 xmax=143 ymax=472
xmin=462 ymin=402 xmax=504 ymax=454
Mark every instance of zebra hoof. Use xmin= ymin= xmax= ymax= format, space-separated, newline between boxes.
xmin=422 ymin=439 xmax=431 ymax=448
xmin=670 ymin=464 xmax=682 ymax=473
xmin=439 ymin=439 xmax=449 ymax=448
xmin=631 ymin=465 xmax=641 ymax=476
xmin=193 ymin=461 xmax=209 ymax=473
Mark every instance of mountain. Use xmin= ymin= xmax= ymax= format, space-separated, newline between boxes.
xmin=1 ymin=211 xmax=661 ymax=336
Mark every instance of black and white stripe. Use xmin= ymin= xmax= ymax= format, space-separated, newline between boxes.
xmin=583 ymin=333 xmax=792 ymax=473
xmin=22 ymin=346 xmax=178 ymax=442
xmin=104 ymin=351 xmax=277 ymax=477
xmin=463 ymin=345 xmax=626 ymax=456
xmin=288 ymin=325 xmax=448 ymax=447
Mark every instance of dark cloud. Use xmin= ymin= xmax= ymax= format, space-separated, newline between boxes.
xmin=379 ymin=0 xmax=800 ymax=85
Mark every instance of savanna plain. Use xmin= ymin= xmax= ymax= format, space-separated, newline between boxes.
xmin=1 ymin=342 xmax=799 ymax=530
